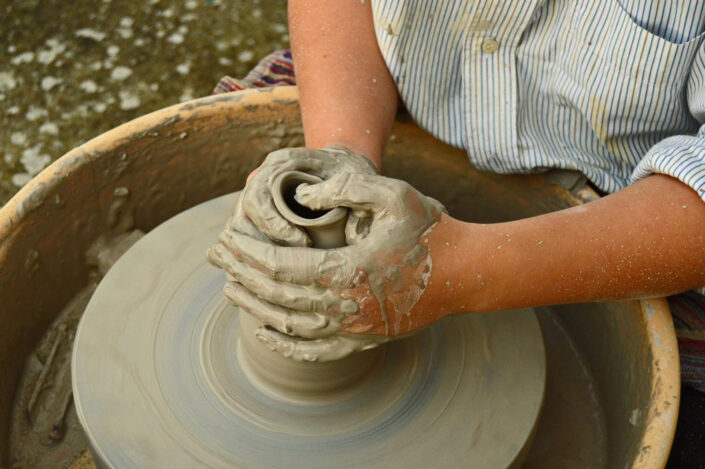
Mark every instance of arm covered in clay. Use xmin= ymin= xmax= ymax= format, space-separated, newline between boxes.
xmin=209 ymin=173 xmax=446 ymax=359
xmin=214 ymin=173 xmax=705 ymax=345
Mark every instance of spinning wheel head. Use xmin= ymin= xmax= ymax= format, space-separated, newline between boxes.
xmin=72 ymin=193 xmax=545 ymax=468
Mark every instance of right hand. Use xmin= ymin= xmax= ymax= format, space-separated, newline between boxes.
xmin=239 ymin=146 xmax=378 ymax=247
xmin=208 ymin=173 xmax=448 ymax=361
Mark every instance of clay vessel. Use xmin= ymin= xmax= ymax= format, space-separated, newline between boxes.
xmin=270 ymin=170 xmax=347 ymax=249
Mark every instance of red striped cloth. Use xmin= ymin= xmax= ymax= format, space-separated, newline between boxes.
xmin=214 ymin=49 xmax=705 ymax=393
xmin=214 ymin=49 xmax=295 ymax=93
xmin=669 ymin=291 xmax=705 ymax=392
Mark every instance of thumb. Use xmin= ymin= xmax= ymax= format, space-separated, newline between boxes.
xmin=294 ymin=172 xmax=389 ymax=212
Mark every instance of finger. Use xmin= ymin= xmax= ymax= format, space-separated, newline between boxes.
xmin=255 ymin=327 xmax=384 ymax=362
xmin=265 ymin=147 xmax=374 ymax=175
xmin=224 ymin=282 xmax=339 ymax=338
xmin=226 ymin=195 xmax=270 ymax=243
xmin=244 ymin=147 xmax=377 ymax=245
xmin=218 ymin=229 xmax=357 ymax=287
xmin=208 ymin=244 xmax=358 ymax=314
xmin=294 ymin=172 xmax=399 ymax=212
xmin=241 ymin=186 xmax=311 ymax=247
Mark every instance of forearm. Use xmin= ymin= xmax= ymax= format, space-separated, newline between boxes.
xmin=427 ymin=175 xmax=705 ymax=313
xmin=288 ymin=0 xmax=398 ymax=168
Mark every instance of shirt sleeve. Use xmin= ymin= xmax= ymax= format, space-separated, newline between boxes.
xmin=630 ymin=42 xmax=705 ymax=197
xmin=629 ymin=42 xmax=705 ymax=294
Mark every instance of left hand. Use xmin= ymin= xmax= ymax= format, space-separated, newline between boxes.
xmin=207 ymin=173 xmax=447 ymax=360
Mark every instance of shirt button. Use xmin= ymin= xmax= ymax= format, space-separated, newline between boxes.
xmin=481 ymin=39 xmax=499 ymax=53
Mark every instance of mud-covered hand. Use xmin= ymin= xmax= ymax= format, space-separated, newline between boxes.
xmin=240 ymin=146 xmax=377 ymax=247
xmin=207 ymin=173 xmax=446 ymax=361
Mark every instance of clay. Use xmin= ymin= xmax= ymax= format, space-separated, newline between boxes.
xmin=270 ymin=170 xmax=348 ymax=249
xmin=72 ymin=192 xmax=546 ymax=468
xmin=209 ymin=171 xmax=445 ymax=361
xmin=238 ymin=146 xmax=378 ymax=247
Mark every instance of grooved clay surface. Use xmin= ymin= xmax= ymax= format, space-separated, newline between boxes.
xmin=72 ymin=192 xmax=546 ymax=468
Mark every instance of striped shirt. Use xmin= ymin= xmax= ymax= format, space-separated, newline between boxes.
xmin=370 ymin=0 xmax=705 ymax=200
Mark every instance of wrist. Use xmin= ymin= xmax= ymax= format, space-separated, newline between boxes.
xmin=414 ymin=213 xmax=474 ymax=319
xmin=419 ymin=216 xmax=519 ymax=316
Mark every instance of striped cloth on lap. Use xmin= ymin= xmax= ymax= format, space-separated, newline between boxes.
xmin=213 ymin=49 xmax=295 ymax=94
xmin=213 ymin=48 xmax=705 ymax=392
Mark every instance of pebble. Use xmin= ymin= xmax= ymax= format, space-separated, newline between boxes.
xmin=118 ymin=27 xmax=134 ymax=39
xmin=37 ymin=39 xmax=67 ymax=64
xmin=10 ymin=132 xmax=27 ymax=146
xmin=75 ymin=28 xmax=107 ymax=41
xmin=21 ymin=145 xmax=51 ymax=175
xmin=12 ymin=173 xmax=32 ymax=187
xmin=110 ymin=66 xmax=133 ymax=81
xmin=10 ymin=51 xmax=35 ymax=65
xmin=25 ymin=106 xmax=48 ymax=121
xmin=79 ymin=80 xmax=98 ymax=93
xmin=237 ymin=50 xmax=254 ymax=62
xmin=39 ymin=123 xmax=59 ymax=136
xmin=41 ymin=76 xmax=61 ymax=91
xmin=118 ymin=91 xmax=141 ymax=110
xmin=0 ymin=71 xmax=17 ymax=91
xmin=168 ymin=33 xmax=185 ymax=44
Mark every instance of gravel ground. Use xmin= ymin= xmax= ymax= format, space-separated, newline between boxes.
xmin=0 ymin=0 xmax=288 ymax=206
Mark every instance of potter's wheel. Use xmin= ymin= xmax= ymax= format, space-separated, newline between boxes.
xmin=72 ymin=193 xmax=546 ymax=468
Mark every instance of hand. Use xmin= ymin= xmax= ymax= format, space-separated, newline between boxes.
xmin=207 ymin=173 xmax=447 ymax=361
xmin=240 ymin=146 xmax=377 ymax=247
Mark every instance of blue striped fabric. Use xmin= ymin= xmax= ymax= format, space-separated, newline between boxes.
xmin=371 ymin=0 xmax=705 ymax=197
